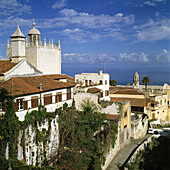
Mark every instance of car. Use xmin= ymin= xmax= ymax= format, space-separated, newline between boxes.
xmin=147 ymin=128 xmax=163 ymax=134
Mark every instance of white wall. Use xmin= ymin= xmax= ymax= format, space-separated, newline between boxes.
xmin=15 ymin=87 xmax=73 ymax=121
xmin=4 ymin=59 xmax=41 ymax=80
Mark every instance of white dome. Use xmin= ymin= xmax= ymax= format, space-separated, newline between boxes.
xmin=28 ymin=28 xmax=41 ymax=35
xmin=28 ymin=20 xmax=41 ymax=35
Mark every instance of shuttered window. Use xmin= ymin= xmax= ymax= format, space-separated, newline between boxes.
xmin=55 ymin=93 xmax=62 ymax=103
xmin=44 ymin=94 xmax=52 ymax=105
xmin=67 ymin=88 xmax=71 ymax=100
xmin=31 ymin=96 xmax=38 ymax=108
xmin=16 ymin=99 xmax=27 ymax=111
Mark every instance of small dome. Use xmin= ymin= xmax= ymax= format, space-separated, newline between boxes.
xmin=28 ymin=20 xmax=41 ymax=35
xmin=28 ymin=28 xmax=41 ymax=35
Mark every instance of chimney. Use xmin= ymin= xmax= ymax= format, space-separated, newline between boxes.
xmin=40 ymin=83 xmax=42 ymax=90
xmin=99 ymin=69 xmax=102 ymax=75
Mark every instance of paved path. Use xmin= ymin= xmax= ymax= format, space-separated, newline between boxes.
xmin=107 ymin=135 xmax=150 ymax=170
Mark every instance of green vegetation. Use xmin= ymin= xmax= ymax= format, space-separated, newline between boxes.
xmin=0 ymin=89 xmax=118 ymax=169
xmin=110 ymin=79 xmax=117 ymax=86
xmin=99 ymin=100 xmax=113 ymax=108
xmin=142 ymin=76 xmax=150 ymax=91
xmin=48 ymin=99 xmax=118 ymax=169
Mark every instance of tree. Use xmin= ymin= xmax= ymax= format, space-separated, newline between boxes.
xmin=48 ymin=99 xmax=118 ymax=169
xmin=142 ymin=77 xmax=150 ymax=91
xmin=0 ymin=88 xmax=9 ymax=111
xmin=110 ymin=79 xmax=117 ymax=86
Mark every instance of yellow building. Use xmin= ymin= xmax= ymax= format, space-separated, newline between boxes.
xmin=106 ymin=101 xmax=131 ymax=147
xmin=146 ymin=93 xmax=168 ymax=122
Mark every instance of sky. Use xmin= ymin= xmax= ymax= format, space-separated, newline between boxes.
xmin=0 ymin=0 xmax=170 ymax=68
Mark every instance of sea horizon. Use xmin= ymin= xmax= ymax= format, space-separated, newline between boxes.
xmin=62 ymin=63 xmax=170 ymax=86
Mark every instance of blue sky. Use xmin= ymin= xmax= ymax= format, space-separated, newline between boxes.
xmin=0 ymin=0 xmax=169 ymax=67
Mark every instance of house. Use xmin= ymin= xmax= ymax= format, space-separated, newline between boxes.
xmin=0 ymin=74 xmax=75 ymax=121
xmin=110 ymin=86 xmax=146 ymax=114
xmin=75 ymin=69 xmax=110 ymax=101
xmin=145 ymin=92 xmax=168 ymax=123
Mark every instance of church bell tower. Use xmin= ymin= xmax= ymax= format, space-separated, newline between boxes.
xmin=133 ymin=72 xmax=139 ymax=87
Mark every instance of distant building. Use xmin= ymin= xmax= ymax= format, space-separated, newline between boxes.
xmin=75 ymin=69 xmax=110 ymax=101
xmin=110 ymin=86 xmax=146 ymax=114
xmin=133 ymin=72 xmax=139 ymax=87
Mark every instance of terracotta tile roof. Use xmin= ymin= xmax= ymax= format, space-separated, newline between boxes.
xmin=111 ymin=97 xmax=146 ymax=107
xmin=0 ymin=60 xmax=18 ymax=74
xmin=87 ymin=87 xmax=101 ymax=93
xmin=110 ymin=86 xmax=144 ymax=95
xmin=0 ymin=75 xmax=76 ymax=96
xmin=106 ymin=114 xmax=119 ymax=120
xmin=146 ymin=98 xmax=159 ymax=104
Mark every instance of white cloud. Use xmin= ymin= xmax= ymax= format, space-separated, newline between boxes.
xmin=0 ymin=55 xmax=5 ymax=59
xmin=163 ymin=49 xmax=168 ymax=54
xmin=144 ymin=1 xmax=156 ymax=6
xmin=60 ymin=8 xmax=77 ymax=16
xmin=57 ymin=9 xmax=135 ymax=29
xmin=134 ymin=18 xmax=170 ymax=42
xmin=61 ymin=28 xmax=88 ymax=43
xmin=62 ymin=50 xmax=169 ymax=64
xmin=0 ymin=0 xmax=31 ymax=16
xmin=52 ymin=0 xmax=67 ymax=9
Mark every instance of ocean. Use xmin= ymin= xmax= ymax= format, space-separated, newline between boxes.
xmin=62 ymin=63 xmax=170 ymax=86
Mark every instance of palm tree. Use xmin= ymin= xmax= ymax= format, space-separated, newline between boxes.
xmin=142 ymin=77 xmax=150 ymax=91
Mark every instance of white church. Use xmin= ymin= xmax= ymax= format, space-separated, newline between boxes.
xmin=6 ymin=20 xmax=61 ymax=77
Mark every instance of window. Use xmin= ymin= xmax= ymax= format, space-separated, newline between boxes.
xmin=17 ymin=99 xmax=24 ymax=110
xmin=165 ymin=99 xmax=166 ymax=104
xmin=89 ymin=80 xmax=92 ymax=86
xmin=99 ymin=80 xmax=102 ymax=85
xmin=67 ymin=88 xmax=71 ymax=100
xmin=31 ymin=96 xmax=38 ymax=108
xmin=100 ymin=92 xmax=103 ymax=98
xmin=85 ymin=80 xmax=88 ymax=86
xmin=160 ymin=100 xmax=162 ymax=105
xmin=105 ymin=80 xmax=107 ymax=85
xmin=105 ymin=90 xmax=109 ymax=96
xmin=124 ymin=111 xmax=127 ymax=117
xmin=44 ymin=94 xmax=52 ymax=105
xmin=55 ymin=92 xmax=62 ymax=103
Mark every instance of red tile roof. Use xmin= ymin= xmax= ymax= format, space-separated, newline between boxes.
xmin=111 ymin=97 xmax=146 ymax=107
xmin=0 ymin=75 xmax=76 ymax=96
xmin=87 ymin=87 xmax=101 ymax=93
xmin=106 ymin=114 xmax=119 ymax=120
xmin=0 ymin=60 xmax=18 ymax=74
xmin=110 ymin=86 xmax=144 ymax=95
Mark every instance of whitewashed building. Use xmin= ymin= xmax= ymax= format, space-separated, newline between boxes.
xmin=75 ymin=69 xmax=110 ymax=101
xmin=6 ymin=21 xmax=61 ymax=75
